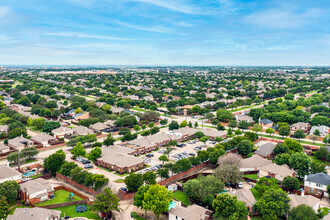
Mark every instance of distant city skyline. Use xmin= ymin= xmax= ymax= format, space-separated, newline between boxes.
xmin=0 ymin=0 xmax=330 ymax=66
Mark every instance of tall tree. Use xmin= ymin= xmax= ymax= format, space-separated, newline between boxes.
xmin=91 ymin=188 xmax=120 ymax=218
xmin=288 ymin=204 xmax=318 ymax=220
xmin=124 ymin=173 xmax=144 ymax=192
xmin=0 ymin=196 xmax=10 ymax=220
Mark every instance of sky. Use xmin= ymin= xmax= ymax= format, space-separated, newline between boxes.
xmin=0 ymin=0 xmax=330 ymax=66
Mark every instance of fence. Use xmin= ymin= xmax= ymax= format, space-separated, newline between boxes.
xmin=36 ymin=199 xmax=89 ymax=209
xmin=56 ymin=172 xmax=98 ymax=196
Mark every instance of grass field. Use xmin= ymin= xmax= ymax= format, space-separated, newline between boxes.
xmin=173 ymin=190 xmax=190 ymax=206
xmin=53 ymin=204 xmax=101 ymax=219
xmin=35 ymin=190 xmax=83 ymax=206
xmin=114 ymin=178 xmax=125 ymax=183
xmin=250 ymin=187 xmax=262 ymax=201
xmin=243 ymin=174 xmax=258 ymax=180
xmin=310 ymin=155 xmax=330 ymax=166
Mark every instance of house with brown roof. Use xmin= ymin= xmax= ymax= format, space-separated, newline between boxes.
xmin=0 ymin=143 xmax=11 ymax=154
xmin=255 ymin=142 xmax=276 ymax=159
xmin=52 ymin=126 xmax=73 ymax=138
xmin=290 ymin=122 xmax=310 ymax=133
xmin=31 ymin=133 xmax=57 ymax=147
xmin=19 ymin=179 xmax=54 ymax=204
xmin=89 ymin=122 xmax=110 ymax=133
xmin=259 ymin=163 xmax=295 ymax=181
xmin=168 ymin=203 xmax=211 ymax=220
xmin=73 ymin=112 xmax=90 ymax=121
xmin=7 ymin=207 xmax=61 ymax=220
xmin=8 ymin=136 xmax=34 ymax=151
xmin=72 ymin=126 xmax=94 ymax=136
xmin=0 ymin=165 xmax=22 ymax=183
xmin=288 ymin=194 xmax=320 ymax=212
xmin=239 ymin=155 xmax=272 ymax=172
xmin=228 ymin=189 xmax=257 ymax=213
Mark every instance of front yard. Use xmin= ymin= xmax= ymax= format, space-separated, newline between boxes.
xmin=250 ymin=187 xmax=261 ymax=201
xmin=35 ymin=190 xmax=83 ymax=206
xmin=173 ymin=190 xmax=190 ymax=206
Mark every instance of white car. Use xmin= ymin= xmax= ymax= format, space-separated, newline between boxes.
xmin=238 ymin=182 xmax=243 ymax=189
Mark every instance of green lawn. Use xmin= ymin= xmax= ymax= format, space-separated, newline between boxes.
xmin=53 ymin=204 xmax=101 ymax=219
xmin=114 ymin=178 xmax=125 ymax=183
xmin=243 ymin=174 xmax=258 ymax=180
xmin=173 ymin=190 xmax=190 ymax=206
xmin=310 ymin=155 xmax=330 ymax=166
xmin=250 ymin=187 xmax=262 ymax=201
xmin=31 ymin=174 xmax=43 ymax=179
xmin=35 ymin=190 xmax=83 ymax=206
xmin=132 ymin=212 xmax=147 ymax=220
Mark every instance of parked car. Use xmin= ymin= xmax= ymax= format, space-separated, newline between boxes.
xmin=238 ymin=182 xmax=243 ymax=189
xmin=120 ymin=187 xmax=127 ymax=192
xmin=84 ymin=164 xmax=93 ymax=169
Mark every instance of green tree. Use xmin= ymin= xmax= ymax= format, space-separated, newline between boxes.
xmin=237 ymin=140 xmax=253 ymax=156
xmin=282 ymin=176 xmax=299 ymax=190
xmin=274 ymin=153 xmax=290 ymax=165
xmin=194 ymin=121 xmax=198 ymax=128
xmin=71 ymin=142 xmax=86 ymax=158
xmin=31 ymin=117 xmax=46 ymax=129
xmin=244 ymin=131 xmax=259 ymax=142
xmin=199 ymin=136 xmax=209 ymax=144
xmin=148 ymin=122 xmax=155 ymax=128
xmin=293 ymin=130 xmax=305 ymax=140
xmin=134 ymin=185 xmax=150 ymax=219
xmin=103 ymin=133 xmax=115 ymax=146
xmin=91 ymin=188 xmax=120 ymax=218
xmin=315 ymin=146 xmax=328 ymax=160
xmin=188 ymin=121 xmax=193 ymax=128
xmin=216 ymin=109 xmax=234 ymax=122
xmin=283 ymin=138 xmax=303 ymax=154
xmin=209 ymin=148 xmax=225 ymax=164
xmin=288 ymin=204 xmax=318 ymax=220
xmin=142 ymin=184 xmax=173 ymax=219
xmin=21 ymin=147 xmax=39 ymax=160
xmin=169 ymin=121 xmax=179 ymax=130
xmin=141 ymin=124 xmax=147 ymax=130
xmin=254 ymin=177 xmax=280 ymax=195
xmin=87 ymin=147 xmax=102 ymax=162
xmin=42 ymin=121 xmax=61 ymax=134
xmin=143 ymin=171 xmax=157 ymax=185
xmin=313 ymin=129 xmax=321 ymax=136
xmin=43 ymin=149 xmax=66 ymax=175
xmin=214 ymin=164 xmax=242 ymax=186
xmin=273 ymin=143 xmax=289 ymax=156
xmin=213 ymin=193 xmax=240 ymax=218
xmin=251 ymin=124 xmax=262 ymax=134
xmin=194 ymin=131 xmax=205 ymax=138
xmin=228 ymin=120 xmax=237 ymax=129
xmin=279 ymin=125 xmax=290 ymax=138
xmin=289 ymin=152 xmax=311 ymax=177
xmin=134 ymin=125 xmax=141 ymax=132
xmin=238 ymin=121 xmax=250 ymax=129
xmin=0 ymin=196 xmax=10 ymax=220
xmin=0 ymin=181 xmax=20 ymax=202
xmin=310 ymin=161 xmax=326 ymax=174
xmin=265 ymin=127 xmax=275 ymax=138
xmin=158 ymin=155 xmax=169 ymax=165
xmin=323 ymin=134 xmax=330 ymax=145
xmin=60 ymin=162 xmax=78 ymax=176
xmin=179 ymin=120 xmax=187 ymax=128
xmin=156 ymin=168 xmax=169 ymax=180
xmin=124 ymin=173 xmax=144 ymax=192
xmin=255 ymin=188 xmax=290 ymax=220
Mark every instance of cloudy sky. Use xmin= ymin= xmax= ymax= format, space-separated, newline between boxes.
xmin=0 ymin=0 xmax=329 ymax=66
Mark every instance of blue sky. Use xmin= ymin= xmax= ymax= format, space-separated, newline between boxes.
xmin=0 ymin=0 xmax=329 ymax=66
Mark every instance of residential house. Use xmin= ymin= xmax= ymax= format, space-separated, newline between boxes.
xmin=288 ymin=194 xmax=320 ymax=212
xmin=168 ymin=183 xmax=178 ymax=192
xmin=259 ymin=163 xmax=295 ymax=181
xmin=228 ymin=189 xmax=257 ymax=213
xmin=239 ymin=155 xmax=272 ymax=172
xmin=8 ymin=136 xmax=34 ymax=151
xmin=255 ymin=142 xmax=276 ymax=159
xmin=73 ymin=112 xmax=90 ymax=121
xmin=290 ymin=122 xmax=310 ymax=133
xmin=52 ymin=126 xmax=73 ymax=139
xmin=73 ymin=126 xmax=94 ymax=136
xmin=0 ymin=165 xmax=22 ymax=183
xmin=63 ymin=109 xmax=75 ymax=117
xmin=20 ymin=178 xmax=54 ymax=204
xmin=89 ymin=122 xmax=110 ymax=133
xmin=0 ymin=125 xmax=9 ymax=136
xmin=304 ymin=173 xmax=330 ymax=196
xmin=0 ymin=143 xmax=11 ymax=154
xmin=236 ymin=115 xmax=254 ymax=123
xmin=168 ymin=203 xmax=212 ymax=220
xmin=7 ymin=207 xmax=61 ymax=220
xmin=259 ymin=119 xmax=273 ymax=128
xmin=31 ymin=133 xmax=57 ymax=147
xmin=310 ymin=125 xmax=329 ymax=136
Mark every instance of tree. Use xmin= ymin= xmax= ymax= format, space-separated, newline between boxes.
xmin=244 ymin=131 xmax=258 ymax=142
xmin=315 ymin=146 xmax=328 ymax=160
xmin=179 ymin=120 xmax=187 ymax=128
xmin=188 ymin=121 xmax=193 ymax=128
xmin=279 ymin=125 xmax=290 ymax=138
xmin=0 ymin=196 xmax=9 ymax=220
xmin=228 ymin=120 xmax=237 ymax=129
xmin=134 ymin=125 xmax=141 ymax=132
xmin=91 ymin=188 xmax=120 ymax=218
xmin=194 ymin=121 xmax=198 ymax=128
xmin=0 ymin=181 xmax=20 ymax=202
xmin=42 ymin=121 xmax=61 ymax=134
xmin=252 ymin=124 xmax=262 ymax=134
xmin=237 ymin=140 xmax=253 ymax=156
xmin=213 ymin=193 xmax=241 ymax=219
xmin=310 ymin=161 xmax=326 ymax=174
xmin=273 ymin=143 xmax=289 ymax=156
xmin=217 ymin=123 xmax=225 ymax=131
xmin=288 ymin=204 xmax=318 ymax=220
xmin=124 ymin=173 xmax=144 ymax=192
xmin=103 ymin=133 xmax=115 ymax=146
xmin=7 ymin=151 xmax=24 ymax=168
xmin=323 ymin=134 xmax=330 ymax=145
xmin=21 ymin=146 xmax=39 ymax=160
xmin=209 ymin=148 xmax=225 ymax=164
xmin=313 ymin=129 xmax=321 ymax=136
xmin=214 ymin=164 xmax=242 ymax=186
xmin=87 ymin=147 xmax=102 ymax=162
xmin=327 ymin=185 xmax=330 ymax=196
xmin=174 ymin=158 xmax=192 ymax=172
xmin=216 ymin=109 xmax=234 ymax=122
xmin=199 ymin=136 xmax=209 ymax=145
xmin=294 ymin=130 xmax=305 ymax=140
xmin=71 ymin=142 xmax=86 ymax=158
xmin=254 ymin=177 xmax=280 ymax=195
xmin=134 ymin=185 xmax=150 ymax=219
xmin=310 ymin=134 xmax=318 ymax=144
xmin=227 ymin=128 xmax=233 ymax=136
xmin=31 ymin=117 xmax=45 ymax=129
xmin=43 ymin=149 xmax=66 ymax=175
xmin=282 ymin=176 xmax=299 ymax=190
xmin=150 ymin=126 xmax=160 ymax=134
xmin=158 ymin=155 xmax=169 ymax=165
xmin=60 ymin=162 xmax=78 ymax=176
xmin=289 ymin=152 xmax=311 ymax=177
xmin=238 ymin=121 xmax=250 ymax=129
xmin=274 ymin=153 xmax=290 ymax=165
xmin=142 ymin=184 xmax=173 ymax=219
xmin=194 ymin=131 xmax=205 ymax=138
xmin=157 ymin=168 xmax=169 ymax=180
xmin=8 ymin=128 xmax=27 ymax=139
xmin=265 ymin=128 xmax=275 ymax=138
xmin=255 ymin=189 xmax=290 ymax=220
xmin=143 ymin=171 xmax=157 ymax=185
xmin=169 ymin=121 xmax=179 ymax=130
xmin=148 ymin=122 xmax=155 ymax=128
xmin=141 ymin=124 xmax=147 ymax=130
xmin=160 ymin=120 xmax=168 ymax=125
xmin=283 ymin=138 xmax=303 ymax=154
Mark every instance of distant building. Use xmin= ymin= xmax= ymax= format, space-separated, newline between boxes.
xmin=310 ymin=125 xmax=329 ymax=136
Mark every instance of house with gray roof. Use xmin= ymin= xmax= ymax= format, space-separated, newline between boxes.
xmin=0 ymin=143 xmax=11 ymax=154
xmin=73 ymin=125 xmax=94 ymax=136
xmin=304 ymin=173 xmax=330 ymax=196
xmin=168 ymin=203 xmax=211 ymax=220
xmin=7 ymin=207 xmax=61 ymax=220
xmin=0 ymin=165 xmax=22 ymax=183
xmin=20 ymin=178 xmax=54 ymax=204
xmin=8 ymin=136 xmax=34 ymax=151
xmin=255 ymin=142 xmax=276 ymax=159
xmin=0 ymin=124 xmax=9 ymax=136
xmin=89 ymin=122 xmax=110 ymax=133
xmin=259 ymin=163 xmax=295 ymax=181
xmin=288 ymin=194 xmax=320 ymax=212
xmin=31 ymin=133 xmax=57 ymax=147
xmin=310 ymin=125 xmax=329 ymax=136
xmin=228 ymin=189 xmax=257 ymax=212
xmin=239 ymin=154 xmax=272 ymax=172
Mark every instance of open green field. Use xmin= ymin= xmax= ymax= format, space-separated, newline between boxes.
xmin=53 ymin=204 xmax=101 ymax=219
xmin=173 ymin=190 xmax=190 ymax=206
xmin=35 ymin=190 xmax=83 ymax=206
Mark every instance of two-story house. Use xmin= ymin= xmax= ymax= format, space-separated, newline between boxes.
xmin=304 ymin=173 xmax=330 ymax=196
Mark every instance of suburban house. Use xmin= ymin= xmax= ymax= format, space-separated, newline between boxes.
xmin=168 ymin=183 xmax=178 ymax=192
xmin=8 ymin=136 xmax=34 ymax=150
xmin=64 ymin=109 xmax=75 ymax=117
xmin=96 ymin=147 xmax=145 ymax=174
xmin=31 ymin=133 xmax=57 ymax=147
xmin=0 ymin=124 xmax=9 ymax=136
xmin=236 ymin=115 xmax=254 ymax=123
xmin=52 ymin=126 xmax=73 ymax=138
xmin=259 ymin=163 xmax=295 ymax=181
xmin=0 ymin=165 xmax=22 ymax=183
xmin=290 ymin=122 xmax=310 ymax=133
xmin=73 ymin=112 xmax=90 ymax=121
xmin=20 ymin=178 xmax=54 ymax=204
xmin=259 ymin=119 xmax=273 ymax=128
xmin=89 ymin=122 xmax=110 ymax=133
xmin=168 ymin=203 xmax=212 ymax=220
xmin=72 ymin=126 xmax=94 ymax=136
xmin=288 ymin=194 xmax=320 ymax=212
xmin=239 ymin=155 xmax=272 ymax=172
xmin=254 ymin=142 xmax=276 ymax=159
xmin=7 ymin=207 xmax=61 ymax=220
xmin=0 ymin=143 xmax=11 ymax=154
xmin=304 ymin=172 xmax=330 ymax=196
xmin=310 ymin=125 xmax=329 ymax=136
xmin=228 ymin=189 xmax=257 ymax=213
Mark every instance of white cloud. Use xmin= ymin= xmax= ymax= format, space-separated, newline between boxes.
xmin=44 ymin=32 xmax=131 ymax=40
xmin=109 ymin=19 xmax=172 ymax=33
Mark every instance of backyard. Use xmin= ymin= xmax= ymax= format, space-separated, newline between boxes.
xmin=250 ymin=187 xmax=261 ymax=201
xmin=53 ymin=204 xmax=101 ymax=219
xmin=35 ymin=190 xmax=83 ymax=206
xmin=243 ymin=174 xmax=258 ymax=180
xmin=173 ymin=190 xmax=190 ymax=206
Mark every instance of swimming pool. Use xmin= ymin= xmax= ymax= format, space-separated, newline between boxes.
xmin=23 ymin=170 xmax=35 ymax=177
xmin=168 ymin=201 xmax=177 ymax=210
